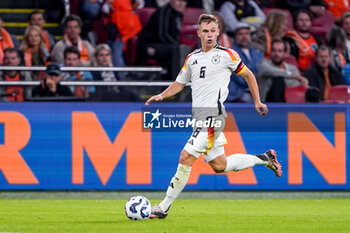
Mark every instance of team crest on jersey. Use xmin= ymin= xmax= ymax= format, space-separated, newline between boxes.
xmin=211 ymin=55 xmax=220 ymax=64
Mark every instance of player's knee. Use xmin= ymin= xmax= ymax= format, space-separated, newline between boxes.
xmin=213 ymin=168 xmax=225 ymax=173
xmin=211 ymin=164 xmax=226 ymax=173
xmin=209 ymin=155 xmax=227 ymax=173
xmin=179 ymin=156 xmax=187 ymax=165
xmin=179 ymin=150 xmax=195 ymax=166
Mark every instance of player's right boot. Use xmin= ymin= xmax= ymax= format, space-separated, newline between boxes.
xmin=149 ymin=205 xmax=169 ymax=219
xmin=262 ymin=149 xmax=282 ymax=177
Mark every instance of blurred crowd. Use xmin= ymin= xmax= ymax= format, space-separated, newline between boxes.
xmin=0 ymin=0 xmax=350 ymax=103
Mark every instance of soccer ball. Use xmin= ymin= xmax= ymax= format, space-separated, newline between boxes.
xmin=124 ymin=196 xmax=152 ymax=220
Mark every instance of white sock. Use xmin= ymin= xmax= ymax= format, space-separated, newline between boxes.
xmin=159 ymin=164 xmax=191 ymax=212
xmin=224 ymin=153 xmax=268 ymax=172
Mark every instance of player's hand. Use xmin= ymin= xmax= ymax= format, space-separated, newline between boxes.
xmin=145 ymin=94 xmax=163 ymax=106
xmin=255 ymin=102 xmax=268 ymax=116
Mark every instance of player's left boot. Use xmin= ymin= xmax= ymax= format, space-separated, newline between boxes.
xmin=149 ymin=205 xmax=169 ymax=219
xmin=262 ymin=149 xmax=282 ymax=177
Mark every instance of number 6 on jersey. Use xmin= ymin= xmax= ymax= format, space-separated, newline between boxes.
xmin=200 ymin=66 xmax=206 ymax=78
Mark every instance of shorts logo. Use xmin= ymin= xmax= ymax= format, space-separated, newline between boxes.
xmin=143 ymin=109 xmax=162 ymax=129
xmin=211 ymin=55 xmax=220 ymax=64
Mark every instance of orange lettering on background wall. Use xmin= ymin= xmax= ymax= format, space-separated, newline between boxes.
xmin=288 ymin=113 xmax=346 ymax=184
xmin=0 ymin=112 xmax=38 ymax=184
xmin=188 ymin=113 xmax=257 ymax=185
xmin=72 ymin=112 xmax=151 ymax=185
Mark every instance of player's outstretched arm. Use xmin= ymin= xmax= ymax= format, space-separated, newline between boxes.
xmin=145 ymin=81 xmax=186 ymax=106
xmin=240 ymin=68 xmax=268 ymax=116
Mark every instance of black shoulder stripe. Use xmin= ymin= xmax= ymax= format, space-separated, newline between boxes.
xmin=189 ymin=49 xmax=201 ymax=56
xmin=216 ymin=45 xmax=229 ymax=51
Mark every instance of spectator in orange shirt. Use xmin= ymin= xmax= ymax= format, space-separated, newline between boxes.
xmin=0 ymin=48 xmax=33 ymax=102
xmin=28 ymin=11 xmax=56 ymax=52
xmin=0 ymin=17 xmax=15 ymax=65
xmin=20 ymin=25 xmax=50 ymax=67
xmin=324 ymin=0 xmax=350 ymax=23
xmin=106 ymin=0 xmax=142 ymax=68
xmin=284 ymin=9 xmax=320 ymax=71
xmin=51 ymin=15 xmax=95 ymax=65
xmin=303 ymin=45 xmax=345 ymax=100
xmin=61 ymin=46 xmax=95 ymax=98
xmin=20 ymin=25 xmax=51 ymax=80
xmin=252 ymin=9 xmax=288 ymax=57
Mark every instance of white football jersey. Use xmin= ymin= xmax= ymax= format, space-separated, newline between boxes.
xmin=176 ymin=45 xmax=246 ymax=118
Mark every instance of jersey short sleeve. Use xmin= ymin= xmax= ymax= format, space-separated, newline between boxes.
xmin=224 ymin=48 xmax=246 ymax=75
xmin=176 ymin=55 xmax=191 ymax=84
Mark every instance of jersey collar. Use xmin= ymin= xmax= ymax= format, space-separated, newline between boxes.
xmin=201 ymin=44 xmax=219 ymax=53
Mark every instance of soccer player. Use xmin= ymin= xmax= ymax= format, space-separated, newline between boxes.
xmin=145 ymin=14 xmax=282 ymax=219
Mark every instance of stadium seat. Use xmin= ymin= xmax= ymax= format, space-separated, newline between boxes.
xmin=124 ymin=36 xmax=138 ymax=65
xmin=284 ymin=85 xmax=308 ymax=103
xmin=328 ymin=85 xmax=350 ymax=103
xmin=180 ymin=7 xmax=205 ymax=50
xmin=182 ymin=7 xmax=205 ymax=26
xmin=310 ymin=10 xmax=335 ymax=38
xmin=262 ymin=8 xmax=294 ymax=30
xmin=135 ymin=7 xmax=156 ymax=27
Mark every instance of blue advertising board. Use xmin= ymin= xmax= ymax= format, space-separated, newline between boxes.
xmin=0 ymin=103 xmax=348 ymax=190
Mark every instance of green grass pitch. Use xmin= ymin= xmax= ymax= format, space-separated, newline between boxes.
xmin=0 ymin=198 xmax=349 ymax=233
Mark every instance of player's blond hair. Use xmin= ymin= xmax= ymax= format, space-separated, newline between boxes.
xmin=198 ymin=14 xmax=218 ymax=25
